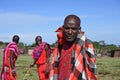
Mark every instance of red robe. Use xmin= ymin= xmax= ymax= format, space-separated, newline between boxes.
xmin=1 ymin=42 xmax=19 ymax=80
xmin=32 ymin=42 xmax=51 ymax=80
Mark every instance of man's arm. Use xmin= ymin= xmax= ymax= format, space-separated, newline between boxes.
xmin=45 ymin=44 xmax=50 ymax=74
xmin=30 ymin=60 xmax=37 ymax=68
xmin=45 ymin=45 xmax=49 ymax=62
xmin=10 ymin=50 xmax=16 ymax=76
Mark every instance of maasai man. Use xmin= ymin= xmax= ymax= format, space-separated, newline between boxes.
xmin=30 ymin=36 xmax=51 ymax=80
xmin=1 ymin=35 xmax=20 ymax=80
xmin=50 ymin=14 xmax=97 ymax=80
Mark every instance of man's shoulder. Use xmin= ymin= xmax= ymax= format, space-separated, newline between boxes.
xmin=41 ymin=42 xmax=47 ymax=46
xmin=6 ymin=42 xmax=17 ymax=48
xmin=42 ymin=42 xmax=50 ymax=46
xmin=85 ymin=38 xmax=93 ymax=44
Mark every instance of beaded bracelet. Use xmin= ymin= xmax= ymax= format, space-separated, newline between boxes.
xmin=12 ymin=69 xmax=16 ymax=72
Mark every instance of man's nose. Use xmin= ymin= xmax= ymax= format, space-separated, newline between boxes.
xmin=68 ymin=28 xmax=72 ymax=34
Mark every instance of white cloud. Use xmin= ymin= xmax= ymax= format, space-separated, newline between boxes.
xmin=0 ymin=12 xmax=89 ymax=45
xmin=0 ymin=32 xmax=57 ymax=45
xmin=0 ymin=12 xmax=89 ymax=28
xmin=0 ymin=35 xmax=12 ymax=42
xmin=0 ymin=12 xmax=61 ymax=45
xmin=0 ymin=12 xmax=64 ymax=28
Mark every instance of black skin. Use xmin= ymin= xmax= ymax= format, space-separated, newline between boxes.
xmin=30 ymin=36 xmax=50 ymax=74
xmin=29 ymin=45 xmax=49 ymax=68
xmin=63 ymin=15 xmax=81 ymax=44
xmin=10 ymin=35 xmax=19 ymax=77
xmin=10 ymin=51 xmax=16 ymax=77
xmin=30 ymin=36 xmax=42 ymax=67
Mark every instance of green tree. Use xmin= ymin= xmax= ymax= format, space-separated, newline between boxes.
xmin=19 ymin=42 xmax=25 ymax=48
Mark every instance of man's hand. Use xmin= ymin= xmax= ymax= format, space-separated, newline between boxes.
xmin=45 ymin=69 xmax=50 ymax=75
xmin=12 ymin=69 xmax=16 ymax=77
xmin=29 ymin=64 xmax=34 ymax=68
xmin=45 ymin=63 xmax=50 ymax=75
xmin=5 ymin=66 xmax=9 ymax=73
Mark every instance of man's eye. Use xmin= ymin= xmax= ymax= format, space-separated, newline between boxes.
xmin=72 ymin=28 xmax=78 ymax=30
xmin=64 ymin=27 xmax=69 ymax=29
xmin=64 ymin=27 xmax=78 ymax=30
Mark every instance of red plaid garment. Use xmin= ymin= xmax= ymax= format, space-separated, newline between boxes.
xmin=58 ymin=43 xmax=75 ymax=80
xmin=50 ymin=33 xmax=97 ymax=80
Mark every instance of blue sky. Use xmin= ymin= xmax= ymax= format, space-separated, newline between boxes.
xmin=0 ymin=0 xmax=120 ymax=45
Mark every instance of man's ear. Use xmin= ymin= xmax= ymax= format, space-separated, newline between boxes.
xmin=79 ymin=26 xmax=81 ymax=30
xmin=62 ymin=25 xmax=64 ymax=28
xmin=78 ymin=26 xmax=81 ymax=32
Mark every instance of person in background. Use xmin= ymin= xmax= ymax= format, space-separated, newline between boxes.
xmin=30 ymin=36 xmax=51 ymax=80
xmin=1 ymin=35 xmax=20 ymax=80
xmin=50 ymin=14 xmax=97 ymax=80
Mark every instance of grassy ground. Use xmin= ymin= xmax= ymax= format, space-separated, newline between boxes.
xmin=0 ymin=53 xmax=120 ymax=80
xmin=0 ymin=54 xmax=39 ymax=80
xmin=97 ymin=57 xmax=120 ymax=80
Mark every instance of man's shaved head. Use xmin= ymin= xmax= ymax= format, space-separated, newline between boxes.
xmin=12 ymin=35 xmax=19 ymax=44
xmin=64 ymin=14 xmax=81 ymax=27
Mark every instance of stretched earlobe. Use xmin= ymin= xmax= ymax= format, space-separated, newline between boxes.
xmin=79 ymin=26 xmax=81 ymax=30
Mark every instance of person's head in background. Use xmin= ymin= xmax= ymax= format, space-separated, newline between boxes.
xmin=12 ymin=35 xmax=20 ymax=44
xmin=35 ymin=36 xmax=42 ymax=45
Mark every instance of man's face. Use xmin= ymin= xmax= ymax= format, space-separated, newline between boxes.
xmin=36 ymin=37 xmax=42 ymax=45
xmin=63 ymin=18 xmax=79 ymax=42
